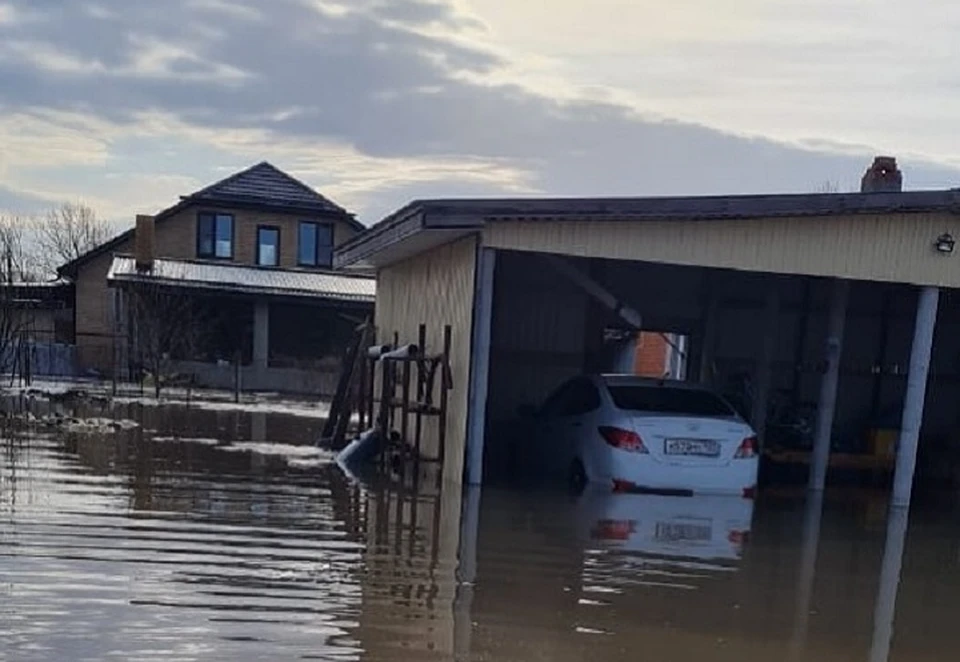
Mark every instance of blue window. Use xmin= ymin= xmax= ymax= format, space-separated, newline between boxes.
xmin=256 ymin=226 xmax=280 ymax=266
xmin=197 ymin=212 xmax=234 ymax=259
xmin=298 ymin=221 xmax=333 ymax=267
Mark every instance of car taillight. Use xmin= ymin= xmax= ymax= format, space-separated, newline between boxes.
xmin=734 ymin=435 xmax=758 ymax=459
xmin=599 ymin=426 xmax=647 ymax=453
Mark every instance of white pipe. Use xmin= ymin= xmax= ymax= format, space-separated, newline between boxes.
xmin=810 ymin=279 xmax=849 ymax=491
xmin=379 ymin=344 xmax=419 ymax=360
xmin=891 ymin=286 xmax=939 ymax=507
xmin=543 ymin=254 xmax=642 ymax=329
xmin=367 ymin=344 xmax=392 ymax=359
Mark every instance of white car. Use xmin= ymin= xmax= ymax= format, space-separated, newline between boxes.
xmin=528 ymin=375 xmax=759 ymax=496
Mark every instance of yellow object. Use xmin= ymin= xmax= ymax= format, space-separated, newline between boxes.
xmin=867 ymin=428 xmax=899 ymax=458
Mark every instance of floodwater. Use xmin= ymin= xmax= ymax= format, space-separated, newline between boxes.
xmin=3 ymin=397 xmax=960 ymax=661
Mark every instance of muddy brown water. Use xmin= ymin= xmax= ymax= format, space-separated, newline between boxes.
xmin=3 ymin=398 xmax=960 ymax=661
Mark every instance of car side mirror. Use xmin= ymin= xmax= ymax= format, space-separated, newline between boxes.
xmin=517 ymin=404 xmax=538 ymax=419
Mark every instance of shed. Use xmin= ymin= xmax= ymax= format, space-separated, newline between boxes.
xmin=335 ymin=158 xmax=960 ymax=504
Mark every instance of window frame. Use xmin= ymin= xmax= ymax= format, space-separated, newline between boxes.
xmin=196 ymin=211 xmax=235 ymax=260
xmin=255 ymin=225 xmax=281 ymax=267
xmin=297 ymin=220 xmax=335 ymax=268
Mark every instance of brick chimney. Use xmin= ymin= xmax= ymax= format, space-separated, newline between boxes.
xmin=135 ymin=214 xmax=155 ymax=271
xmin=861 ymin=156 xmax=902 ymax=193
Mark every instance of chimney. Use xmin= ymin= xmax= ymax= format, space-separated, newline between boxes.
xmin=135 ymin=214 xmax=155 ymax=271
xmin=861 ymin=156 xmax=902 ymax=193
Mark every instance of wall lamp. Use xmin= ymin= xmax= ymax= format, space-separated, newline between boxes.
xmin=935 ymin=233 xmax=955 ymax=254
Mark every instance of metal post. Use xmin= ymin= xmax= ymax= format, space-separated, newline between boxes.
xmin=253 ymin=300 xmax=269 ymax=370
xmin=752 ymin=281 xmax=779 ymax=443
xmin=466 ymin=248 xmax=495 ymax=486
xmin=810 ymin=279 xmax=849 ymax=491
xmin=891 ymin=286 xmax=939 ymax=507
xmin=869 ymin=505 xmax=910 ymax=662
xmin=790 ymin=491 xmax=824 ymax=660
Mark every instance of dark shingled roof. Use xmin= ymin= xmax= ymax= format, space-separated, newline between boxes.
xmin=59 ymin=161 xmax=364 ymax=278
xmin=185 ymin=161 xmax=349 ymax=215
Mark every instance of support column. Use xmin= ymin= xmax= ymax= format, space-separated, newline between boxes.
xmin=810 ymin=279 xmax=849 ymax=492
xmin=698 ymin=281 xmax=720 ymax=385
xmin=869 ymin=505 xmax=909 ymax=662
xmin=752 ymin=281 xmax=780 ymax=442
xmin=891 ymin=286 xmax=939 ymax=508
xmin=253 ymin=300 xmax=270 ymax=370
xmin=465 ymin=248 xmax=496 ymax=486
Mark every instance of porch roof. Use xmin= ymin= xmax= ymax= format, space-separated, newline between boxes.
xmin=106 ymin=256 xmax=375 ymax=304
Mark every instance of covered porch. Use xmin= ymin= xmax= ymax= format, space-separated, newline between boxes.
xmin=106 ymin=256 xmax=375 ymax=396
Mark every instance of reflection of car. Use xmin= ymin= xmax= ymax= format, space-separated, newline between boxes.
xmin=526 ymin=375 xmax=759 ymax=496
xmin=575 ymin=492 xmax=754 ymax=561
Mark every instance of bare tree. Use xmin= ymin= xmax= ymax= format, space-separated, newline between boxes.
xmin=0 ymin=214 xmax=40 ymax=282
xmin=0 ymin=219 xmax=29 ymax=380
xmin=124 ymin=282 xmax=205 ymax=398
xmin=815 ymin=180 xmax=842 ymax=194
xmin=37 ymin=202 xmax=110 ymax=276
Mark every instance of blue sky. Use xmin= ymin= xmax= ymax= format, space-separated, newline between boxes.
xmin=2 ymin=0 xmax=960 ymax=226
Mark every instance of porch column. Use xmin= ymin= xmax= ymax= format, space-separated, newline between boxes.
xmin=810 ymin=279 xmax=849 ymax=492
xmin=466 ymin=248 xmax=496 ymax=486
xmin=891 ymin=286 xmax=939 ymax=508
xmin=253 ymin=300 xmax=270 ymax=370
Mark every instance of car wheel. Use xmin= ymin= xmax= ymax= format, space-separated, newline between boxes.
xmin=568 ymin=459 xmax=587 ymax=494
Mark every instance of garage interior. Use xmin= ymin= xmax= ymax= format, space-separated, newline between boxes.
xmin=480 ymin=248 xmax=960 ymax=497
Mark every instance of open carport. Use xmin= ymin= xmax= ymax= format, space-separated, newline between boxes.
xmin=335 ymin=159 xmax=960 ymax=506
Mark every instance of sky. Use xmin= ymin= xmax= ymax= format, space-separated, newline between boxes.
xmin=2 ymin=0 xmax=960 ymax=226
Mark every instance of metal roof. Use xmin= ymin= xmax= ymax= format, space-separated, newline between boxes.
xmin=335 ymin=189 xmax=960 ymax=268
xmin=107 ymin=256 xmax=375 ymax=304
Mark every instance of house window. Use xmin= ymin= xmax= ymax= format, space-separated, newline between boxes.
xmin=256 ymin=226 xmax=280 ymax=266
xmin=197 ymin=212 xmax=234 ymax=259
xmin=298 ymin=221 xmax=333 ymax=267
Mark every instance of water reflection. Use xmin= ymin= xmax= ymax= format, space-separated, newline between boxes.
xmin=2 ymin=401 xmax=959 ymax=661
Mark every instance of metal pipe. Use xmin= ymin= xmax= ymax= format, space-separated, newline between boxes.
xmin=810 ymin=279 xmax=849 ymax=491
xmin=543 ymin=254 xmax=642 ymax=329
xmin=891 ymin=286 xmax=939 ymax=507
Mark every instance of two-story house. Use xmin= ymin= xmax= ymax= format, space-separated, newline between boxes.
xmin=58 ymin=162 xmax=375 ymax=394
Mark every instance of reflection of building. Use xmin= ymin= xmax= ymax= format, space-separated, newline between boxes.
xmin=59 ymin=162 xmax=374 ymax=393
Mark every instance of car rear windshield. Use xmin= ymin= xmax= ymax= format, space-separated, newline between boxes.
xmin=607 ymin=385 xmax=735 ymax=417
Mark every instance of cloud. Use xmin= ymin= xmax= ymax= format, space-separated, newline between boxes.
xmin=0 ymin=0 xmax=958 ymax=225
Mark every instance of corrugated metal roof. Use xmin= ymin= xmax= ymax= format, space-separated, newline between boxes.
xmin=186 ymin=161 xmax=347 ymax=214
xmin=335 ymin=189 xmax=960 ymax=268
xmin=107 ymin=256 xmax=375 ymax=303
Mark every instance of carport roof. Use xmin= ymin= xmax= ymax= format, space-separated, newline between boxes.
xmin=107 ymin=256 xmax=376 ymax=304
xmin=334 ymin=189 xmax=960 ymax=268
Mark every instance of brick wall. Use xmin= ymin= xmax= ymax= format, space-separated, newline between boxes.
xmin=634 ymin=332 xmax=670 ymax=377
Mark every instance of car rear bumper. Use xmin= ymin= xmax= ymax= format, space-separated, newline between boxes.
xmin=596 ymin=457 xmax=759 ymax=495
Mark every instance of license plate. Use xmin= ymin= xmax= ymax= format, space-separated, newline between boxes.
xmin=664 ymin=438 xmax=720 ymax=457
xmin=655 ymin=521 xmax=712 ymax=542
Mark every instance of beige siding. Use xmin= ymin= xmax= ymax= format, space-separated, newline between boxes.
xmin=375 ymin=235 xmax=478 ymax=483
xmin=484 ymin=213 xmax=960 ymax=286
xmin=75 ymin=249 xmax=120 ymax=371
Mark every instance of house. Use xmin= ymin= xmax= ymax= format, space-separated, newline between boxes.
xmin=59 ymin=162 xmax=375 ymax=394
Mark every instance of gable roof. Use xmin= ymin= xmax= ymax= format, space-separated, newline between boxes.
xmin=186 ymin=161 xmax=350 ymax=215
xmin=59 ymin=161 xmax=365 ymax=278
